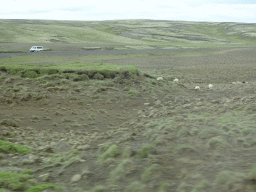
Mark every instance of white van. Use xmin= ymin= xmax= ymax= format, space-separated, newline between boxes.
xmin=30 ymin=46 xmax=43 ymax=52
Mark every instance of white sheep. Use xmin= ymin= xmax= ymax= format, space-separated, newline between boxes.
xmin=208 ymin=84 xmax=213 ymax=89
xmin=195 ymin=86 xmax=200 ymax=90
xmin=157 ymin=77 xmax=164 ymax=81
xmin=173 ymin=78 xmax=179 ymax=82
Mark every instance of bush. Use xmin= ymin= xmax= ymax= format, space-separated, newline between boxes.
xmin=8 ymin=68 xmax=19 ymax=76
xmin=23 ymin=71 xmax=38 ymax=78
xmin=80 ymin=74 xmax=89 ymax=81
xmin=93 ymin=73 xmax=104 ymax=80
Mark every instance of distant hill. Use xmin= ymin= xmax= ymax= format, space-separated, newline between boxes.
xmin=0 ymin=19 xmax=256 ymax=49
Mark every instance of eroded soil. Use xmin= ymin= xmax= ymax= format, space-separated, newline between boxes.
xmin=1 ymin=47 xmax=256 ymax=192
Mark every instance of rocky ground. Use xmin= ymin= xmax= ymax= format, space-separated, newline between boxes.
xmin=0 ymin=47 xmax=256 ymax=192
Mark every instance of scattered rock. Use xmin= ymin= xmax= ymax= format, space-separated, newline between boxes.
xmin=54 ymin=141 xmax=71 ymax=153
xmin=77 ymin=145 xmax=91 ymax=151
xmin=211 ymin=100 xmax=220 ymax=104
xmin=195 ymin=102 xmax=204 ymax=106
xmin=39 ymin=145 xmax=54 ymax=153
xmin=71 ymin=174 xmax=82 ymax=183
xmin=155 ymin=100 xmax=161 ymax=106
xmin=232 ymin=81 xmax=242 ymax=85
xmin=137 ymin=110 xmax=144 ymax=115
xmin=43 ymin=189 xmax=53 ymax=192
xmin=183 ymin=103 xmax=192 ymax=109
xmin=39 ymin=173 xmax=50 ymax=182
xmin=144 ymin=103 xmax=150 ymax=106
xmin=21 ymin=93 xmax=32 ymax=101
xmin=50 ymin=142 xmax=57 ymax=146
xmin=175 ymin=96 xmax=185 ymax=104
xmin=149 ymin=149 xmax=157 ymax=155
xmin=46 ymin=87 xmax=66 ymax=92
xmin=157 ymin=77 xmax=163 ymax=81
xmin=5 ymin=78 xmax=15 ymax=83
xmin=148 ymin=113 xmax=155 ymax=118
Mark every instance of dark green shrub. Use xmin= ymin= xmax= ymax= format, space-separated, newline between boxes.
xmin=8 ymin=68 xmax=20 ymax=76
xmin=80 ymin=74 xmax=89 ymax=80
xmin=47 ymin=69 xmax=59 ymax=75
xmin=23 ymin=71 xmax=38 ymax=78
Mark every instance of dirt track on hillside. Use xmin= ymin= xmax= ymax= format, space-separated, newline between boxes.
xmin=0 ymin=45 xmax=220 ymax=59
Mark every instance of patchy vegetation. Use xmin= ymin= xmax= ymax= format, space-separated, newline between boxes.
xmin=1 ymin=20 xmax=256 ymax=191
xmin=0 ymin=140 xmax=32 ymax=154
xmin=0 ymin=62 xmax=140 ymax=81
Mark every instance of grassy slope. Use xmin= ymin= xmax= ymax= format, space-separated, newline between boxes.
xmin=0 ymin=19 xmax=256 ymax=48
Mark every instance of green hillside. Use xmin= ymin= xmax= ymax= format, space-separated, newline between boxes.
xmin=0 ymin=19 xmax=256 ymax=48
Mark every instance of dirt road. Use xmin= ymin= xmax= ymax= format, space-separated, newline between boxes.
xmin=0 ymin=47 xmax=244 ymax=59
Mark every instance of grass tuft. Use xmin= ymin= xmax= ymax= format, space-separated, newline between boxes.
xmin=1 ymin=119 xmax=18 ymax=127
xmin=137 ymin=144 xmax=154 ymax=158
xmin=25 ymin=183 xmax=57 ymax=192
xmin=0 ymin=140 xmax=32 ymax=154
xmin=141 ymin=164 xmax=161 ymax=182
xmin=125 ymin=181 xmax=146 ymax=192
xmin=0 ymin=171 xmax=33 ymax=191
xmin=110 ymin=159 xmax=135 ymax=182
xmin=98 ymin=144 xmax=121 ymax=161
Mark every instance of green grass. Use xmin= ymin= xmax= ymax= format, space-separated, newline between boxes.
xmin=25 ymin=183 xmax=57 ymax=192
xmin=215 ymin=171 xmax=244 ymax=186
xmin=0 ymin=171 xmax=33 ymax=190
xmin=137 ymin=144 xmax=154 ymax=158
xmin=125 ymin=181 xmax=145 ymax=192
xmin=0 ymin=170 xmax=59 ymax=192
xmin=141 ymin=164 xmax=161 ymax=182
xmin=0 ymin=140 xmax=32 ymax=154
xmin=0 ymin=62 xmax=140 ymax=80
xmin=1 ymin=19 xmax=256 ymax=50
xmin=0 ymin=20 xmax=143 ymax=44
xmin=192 ymin=179 xmax=210 ymax=192
xmin=98 ymin=144 xmax=121 ymax=161
xmin=247 ymin=164 xmax=256 ymax=179
xmin=110 ymin=159 xmax=135 ymax=182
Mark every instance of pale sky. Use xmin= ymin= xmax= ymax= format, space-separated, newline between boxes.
xmin=1 ymin=0 xmax=256 ymax=23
